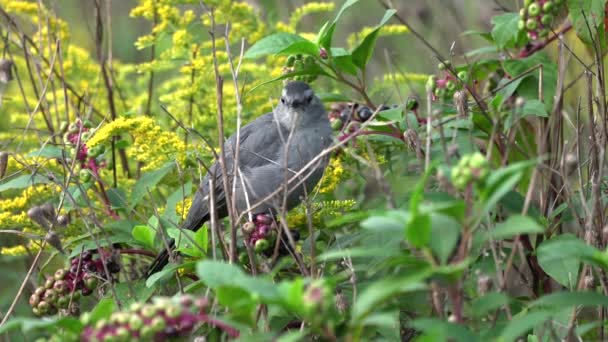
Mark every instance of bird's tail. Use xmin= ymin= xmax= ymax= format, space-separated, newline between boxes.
xmin=144 ymin=239 xmax=175 ymax=278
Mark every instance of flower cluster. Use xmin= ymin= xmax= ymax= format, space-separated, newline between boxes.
xmin=86 ymin=116 xmax=186 ymax=172
xmin=518 ymin=0 xmax=565 ymax=40
xmin=450 ymin=152 xmax=490 ymax=190
xmin=29 ymin=250 xmax=120 ymax=316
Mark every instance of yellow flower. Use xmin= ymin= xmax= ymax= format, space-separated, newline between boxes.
xmin=348 ymin=24 xmax=410 ymax=48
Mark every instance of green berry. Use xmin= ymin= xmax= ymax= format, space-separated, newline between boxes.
xmin=254 ymin=238 xmax=269 ymax=253
xmin=29 ymin=293 xmax=40 ymax=307
xmin=141 ymin=305 xmax=156 ymax=318
xmin=524 ymin=0 xmax=533 ymax=6
xmin=95 ymin=318 xmax=108 ymax=330
xmin=541 ymin=14 xmax=553 ymax=25
xmin=68 ymin=123 xmax=79 ymax=133
xmin=553 ymin=0 xmax=563 ymax=5
xmin=57 ymin=295 xmax=69 ymax=308
xmin=330 ymin=118 xmax=343 ymax=131
xmin=140 ymin=326 xmax=154 ymax=339
xmin=446 ymin=80 xmax=457 ymax=92
xmin=150 ymin=317 xmax=166 ymax=332
xmin=59 ymin=121 xmax=69 ymax=132
xmin=406 ymin=97 xmax=419 ymax=111
xmin=286 ymin=55 xmax=296 ymax=67
xmin=84 ymin=274 xmax=98 ymax=290
xmin=435 ymin=87 xmax=447 ymax=98
xmin=54 ymin=268 xmax=67 ymax=281
xmin=129 ymin=314 xmax=143 ymax=330
xmin=238 ymin=252 xmax=249 ymax=264
xmin=526 ymin=18 xmax=537 ymax=31
xmin=457 ymin=71 xmax=469 ymax=83
xmin=35 ymin=287 xmax=46 ymax=297
xmin=438 ymin=60 xmax=450 ymax=70
xmin=304 ymin=55 xmax=314 ymax=65
xmin=528 ymin=3 xmax=541 ymax=16
xmin=83 ymin=120 xmax=93 ymax=129
xmin=115 ymin=327 xmax=129 ymax=341
xmin=53 ymin=280 xmax=67 ymax=294
xmin=165 ymin=305 xmax=182 ymax=318
xmin=542 ymin=1 xmax=553 ymax=12
xmin=37 ymin=301 xmax=50 ymax=315
xmin=539 ymin=29 xmax=550 ymax=38
xmin=426 ymin=75 xmax=437 ymax=92
xmin=519 ymin=8 xmax=527 ymax=18
xmin=518 ymin=19 xmax=526 ymax=30
xmin=79 ymin=169 xmax=92 ymax=182
xmin=469 ymin=153 xmax=486 ymax=168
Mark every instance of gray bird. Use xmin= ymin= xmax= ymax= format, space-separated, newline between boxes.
xmin=145 ymin=81 xmax=332 ymax=276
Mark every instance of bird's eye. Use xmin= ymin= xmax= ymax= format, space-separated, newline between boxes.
xmin=305 ymin=95 xmax=313 ymax=104
xmin=281 ymin=97 xmax=286 ymax=104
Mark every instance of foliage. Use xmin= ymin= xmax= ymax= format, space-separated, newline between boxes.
xmin=1 ymin=0 xmax=608 ymax=341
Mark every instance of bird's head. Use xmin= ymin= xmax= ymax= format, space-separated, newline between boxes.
xmin=275 ymin=81 xmax=326 ymax=128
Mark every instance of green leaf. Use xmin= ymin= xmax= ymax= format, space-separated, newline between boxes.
xmin=114 ymin=280 xmax=155 ymax=307
xmin=130 ymin=162 xmax=174 ymax=208
xmin=429 ymin=213 xmax=461 ymax=264
xmin=499 ymin=310 xmax=553 ymax=342
xmin=351 ymin=272 xmax=429 ymax=323
xmin=244 ymin=33 xmax=306 ymax=59
xmin=89 ymin=298 xmax=115 ymax=323
xmin=26 ymin=145 xmax=64 ymax=159
xmin=503 ymin=53 xmax=557 ymax=111
xmin=196 ymin=260 xmax=279 ymax=302
xmin=277 ymin=40 xmax=319 ymax=56
xmin=0 ymin=174 xmax=50 ymax=192
xmin=146 ymin=261 xmax=196 ymax=287
xmin=530 ymin=291 xmax=608 ymax=309
xmin=168 ymin=227 xmax=207 ymax=257
xmin=491 ymin=13 xmax=524 ymax=49
xmin=481 ymin=160 xmax=537 ymax=216
xmin=316 ymin=92 xmax=351 ymax=103
xmin=378 ymin=107 xmax=403 ymax=121
xmin=132 ymin=224 xmax=156 ymax=250
xmin=567 ymin=0 xmax=606 ymax=45
xmin=333 ymin=54 xmax=358 ymax=75
xmin=351 ymin=9 xmax=396 ymax=69
xmin=0 ymin=317 xmax=83 ymax=335
xmin=245 ymin=63 xmax=329 ymax=95
xmin=406 ymin=213 xmax=431 ymax=248
xmin=522 ymin=99 xmax=549 ymax=118
xmin=537 ymin=234 xmax=604 ymax=288
xmin=469 ymin=292 xmax=511 ymax=318
xmin=409 ymin=318 xmax=480 ymax=342
xmin=361 ymin=210 xmax=409 ymax=234
xmin=316 ymin=0 xmax=359 ymax=48
xmin=488 ymin=215 xmax=544 ymax=241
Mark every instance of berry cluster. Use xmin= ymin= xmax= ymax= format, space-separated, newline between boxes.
xmin=29 ymin=250 xmax=120 ymax=316
xmin=38 ymin=296 xmax=238 ymax=342
xmin=328 ymin=102 xmax=375 ymax=132
xmin=518 ymin=0 xmax=564 ymax=40
xmin=61 ymin=119 xmax=106 ymax=182
xmin=426 ymin=63 xmax=469 ymax=101
xmin=241 ymin=213 xmax=277 ymax=254
xmin=79 ymin=296 xmax=237 ymax=342
xmin=283 ymin=54 xmax=318 ymax=83
xmin=450 ymin=152 xmax=490 ymax=190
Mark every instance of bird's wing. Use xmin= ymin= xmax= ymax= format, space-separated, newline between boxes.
xmin=181 ymin=112 xmax=288 ymax=230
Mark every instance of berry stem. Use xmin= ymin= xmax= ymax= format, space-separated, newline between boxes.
xmin=519 ymin=21 xmax=573 ymax=58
